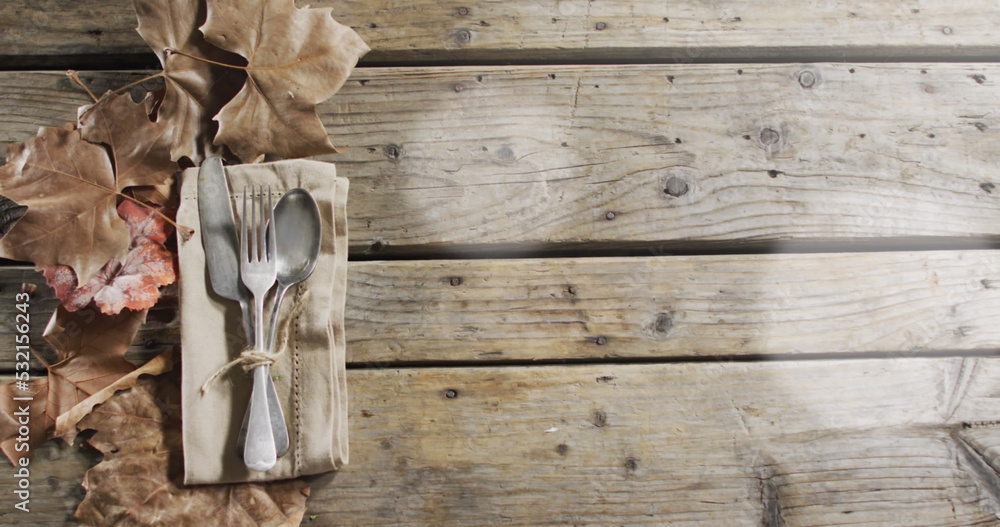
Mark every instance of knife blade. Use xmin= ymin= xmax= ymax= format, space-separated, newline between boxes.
xmin=198 ymin=155 xmax=251 ymax=335
xmin=198 ymin=156 xmax=289 ymax=458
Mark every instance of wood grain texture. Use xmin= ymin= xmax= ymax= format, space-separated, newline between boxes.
xmin=1 ymin=358 xmax=999 ymax=525
xmin=3 ymin=249 xmax=999 ymax=367
xmin=3 ymin=0 xmax=1000 ymax=66
xmin=4 ymin=64 xmax=1000 ymax=255
xmin=345 ymin=250 xmax=1000 ymax=363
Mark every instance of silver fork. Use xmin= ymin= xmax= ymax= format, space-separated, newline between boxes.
xmin=240 ymin=185 xmax=279 ymax=471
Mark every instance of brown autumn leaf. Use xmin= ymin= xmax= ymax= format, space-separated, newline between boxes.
xmin=44 ymin=201 xmax=177 ymax=314
xmin=78 ymin=91 xmax=177 ymax=195
xmin=201 ymin=0 xmax=370 ymax=161
xmin=0 ymin=127 xmax=130 ymax=285
xmin=56 ymin=349 xmax=173 ymax=445
xmin=0 ymin=378 xmax=49 ymax=466
xmin=133 ymin=0 xmax=246 ymax=163
xmin=75 ymin=369 xmax=310 ymax=526
xmin=42 ymin=305 xmax=147 ymax=436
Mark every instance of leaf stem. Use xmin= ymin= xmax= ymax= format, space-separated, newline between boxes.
xmin=163 ymin=48 xmax=247 ymax=71
xmin=66 ymin=71 xmax=98 ymax=103
xmin=22 ymin=160 xmax=195 ymax=241
xmin=112 ymin=72 xmax=166 ymax=96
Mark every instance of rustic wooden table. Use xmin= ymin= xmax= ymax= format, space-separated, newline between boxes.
xmin=3 ymin=1 xmax=1000 ymax=525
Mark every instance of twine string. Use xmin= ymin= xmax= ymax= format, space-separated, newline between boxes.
xmin=200 ymin=347 xmax=279 ymax=395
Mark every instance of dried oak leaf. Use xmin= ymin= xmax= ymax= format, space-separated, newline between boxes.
xmin=44 ymin=201 xmax=177 ymax=314
xmin=75 ymin=369 xmax=310 ymax=526
xmin=134 ymin=0 xmax=246 ymax=164
xmin=42 ymin=305 xmax=147 ymax=440
xmin=78 ymin=91 xmax=177 ymax=198
xmin=0 ymin=378 xmax=50 ymax=466
xmin=0 ymin=127 xmax=129 ymax=285
xmin=201 ymin=0 xmax=370 ymax=161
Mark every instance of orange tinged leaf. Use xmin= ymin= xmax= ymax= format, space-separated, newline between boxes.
xmin=44 ymin=200 xmax=177 ymax=314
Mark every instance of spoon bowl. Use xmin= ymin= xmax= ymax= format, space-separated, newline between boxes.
xmin=274 ymin=188 xmax=322 ymax=287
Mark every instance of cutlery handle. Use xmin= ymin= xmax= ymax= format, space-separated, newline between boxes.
xmin=253 ymin=294 xmax=266 ymax=355
xmin=236 ymin=367 xmax=289 ymax=457
xmin=239 ymin=297 xmax=254 ymax=348
xmin=266 ymin=284 xmax=292 ymax=352
xmin=264 ymin=284 xmax=291 ymax=457
xmin=244 ymin=365 xmax=277 ymax=471
xmin=244 ymin=293 xmax=277 ymax=471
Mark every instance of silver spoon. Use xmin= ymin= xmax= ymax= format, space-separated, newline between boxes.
xmin=238 ymin=188 xmax=322 ymax=458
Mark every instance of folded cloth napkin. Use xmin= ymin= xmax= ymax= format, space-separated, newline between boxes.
xmin=176 ymin=160 xmax=348 ymax=484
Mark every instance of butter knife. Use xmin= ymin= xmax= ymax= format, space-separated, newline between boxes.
xmin=198 ymin=156 xmax=289 ymax=458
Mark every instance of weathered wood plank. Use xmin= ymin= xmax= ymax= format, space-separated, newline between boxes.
xmin=345 ymin=250 xmax=1000 ymax=363
xmin=1 ymin=358 xmax=999 ymax=524
xmin=4 ymin=64 xmax=1000 ymax=255
xmin=3 ymin=249 xmax=999 ymax=367
xmin=3 ymin=0 xmax=1000 ymax=67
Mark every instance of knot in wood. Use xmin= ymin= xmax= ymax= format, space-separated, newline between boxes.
xmin=454 ymin=28 xmax=472 ymax=44
xmin=653 ymin=312 xmax=673 ymax=334
xmin=664 ymin=177 xmax=689 ymax=197
xmin=759 ymin=128 xmax=780 ymax=145
xmin=798 ymin=70 xmax=816 ymax=88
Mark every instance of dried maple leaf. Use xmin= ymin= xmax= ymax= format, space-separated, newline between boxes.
xmin=42 ymin=305 xmax=147 ymax=434
xmin=201 ymin=0 xmax=370 ymax=161
xmin=0 ymin=127 xmax=129 ymax=285
xmin=56 ymin=349 xmax=173 ymax=445
xmin=78 ymin=91 xmax=177 ymax=194
xmin=75 ymin=369 xmax=310 ymax=526
xmin=44 ymin=200 xmax=177 ymax=314
xmin=133 ymin=0 xmax=246 ymax=163
xmin=0 ymin=379 xmax=50 ymax=466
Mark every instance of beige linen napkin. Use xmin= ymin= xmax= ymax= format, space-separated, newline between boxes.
xmin=176 ymin=160 xmax=348 ymax=484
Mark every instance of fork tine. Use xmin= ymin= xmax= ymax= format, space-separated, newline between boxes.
xmin=251 ymin=185 xmax=259 ymax=262
xmin=260 ymin=186 xmax=267 ymax=261
xmin=266 ymin=185 xmax=274 ymax=262
xmin=241 ymin=185 xmax=248 ymax=263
